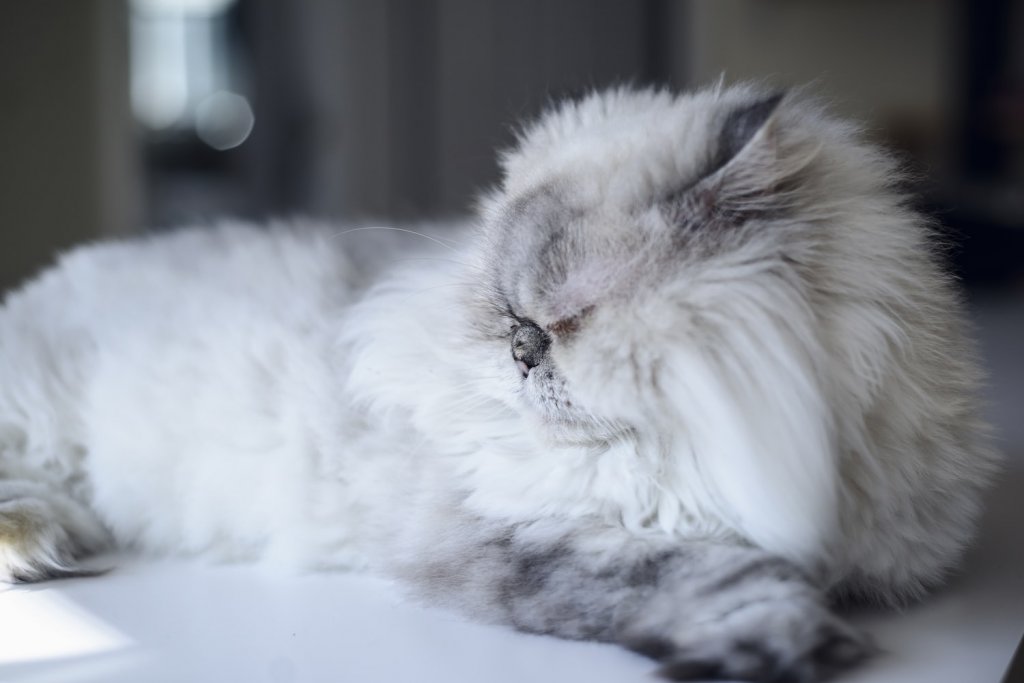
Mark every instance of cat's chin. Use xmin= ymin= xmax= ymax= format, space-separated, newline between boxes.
xmin=521 ymin=407 xmax=633 ymax=450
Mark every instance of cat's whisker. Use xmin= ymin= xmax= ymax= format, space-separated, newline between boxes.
xmin=392 ymin=257 xmax=487 ymax=271
xmin=331 ymin=226 xmax=463 ymax=254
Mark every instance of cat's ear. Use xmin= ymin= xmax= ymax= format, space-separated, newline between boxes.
xmin=667 ymin=91 xmax=814 ymax=224
xmin=708 ymin=92 xmax=785 ymax=178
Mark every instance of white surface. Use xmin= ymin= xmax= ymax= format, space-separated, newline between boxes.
xmin=1 ymin=299 xmax=1022 ymax=683
xmin=1 ymin=466 xmax=1020 ymax=683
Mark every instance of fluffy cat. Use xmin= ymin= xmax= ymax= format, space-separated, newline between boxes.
xmin=0 ymin=84 xmax=999 ymax=682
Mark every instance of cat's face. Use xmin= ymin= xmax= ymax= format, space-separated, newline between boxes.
xmin=464 ymin=86 xmax=822 ymax=444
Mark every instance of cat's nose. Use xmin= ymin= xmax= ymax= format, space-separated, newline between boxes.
xmin=511 ymin=321 xmax=550 ymax=377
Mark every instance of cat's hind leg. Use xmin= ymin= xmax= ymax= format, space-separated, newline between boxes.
xmin=0 ymin=472 xmax=110 ymax=583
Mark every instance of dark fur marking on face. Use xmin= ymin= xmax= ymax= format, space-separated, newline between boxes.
xmin=497 ymin=185 xmax=569 ymax=261
xmin=493 ymin=187 xmax=564 ymax=312
xmin=494 ymin=183 xmax=588 ymax=314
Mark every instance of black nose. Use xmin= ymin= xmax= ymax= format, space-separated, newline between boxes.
xmin=512 ymin=321 xmax=550 ymax=375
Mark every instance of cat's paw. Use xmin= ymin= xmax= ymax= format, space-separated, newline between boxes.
xmin=0 ymin=486 xmax=109 ymax=583
xmin=622 ymin=592 xmax=873 ymax=682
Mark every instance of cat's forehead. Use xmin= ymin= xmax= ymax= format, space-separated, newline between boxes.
xmin=500 ymin=89 xmax=730 ymax=208
xmin=481 ymin=84 xmax=793 ymax=319
xmin=487 ymin=183 xmax=653 ymax=320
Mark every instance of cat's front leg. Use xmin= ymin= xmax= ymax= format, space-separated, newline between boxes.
xmin=0 ymin=473 xmax=111 ymax=582
xmin=618 ymin=544 xmax=872 ymax=683
xmin=399 ymin=516 xmax=871 ymax=682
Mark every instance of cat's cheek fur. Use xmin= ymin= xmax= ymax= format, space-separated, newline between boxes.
xmin=556 ymin=280 xmax=838 ymax=568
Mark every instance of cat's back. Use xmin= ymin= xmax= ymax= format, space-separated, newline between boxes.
xmin=54 ymin=220 xmax=358 ymax=320
xmin=0 ymin=220 xmax=379 ymax=556
xmin=4 ymin=221 xmax=373 ymax=370
xmin=0 ymin=220 xmax=363 ymax=465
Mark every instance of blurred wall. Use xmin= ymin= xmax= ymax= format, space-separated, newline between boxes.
xmin=1 ymin=0 xmax=1020 ymax=292
xmin=242 ymin=0 xmax=657 ymax=220
xmin=243 ymin=0 xmax=963 ymax=219
xmin=681 ymin=0 xmax=957 ymax=162
xmin=0 ymin=1 xmax=139 ymax=293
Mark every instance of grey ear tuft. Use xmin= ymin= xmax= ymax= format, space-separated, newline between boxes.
xmin=710 ymin=92 xmax=785 ymax=174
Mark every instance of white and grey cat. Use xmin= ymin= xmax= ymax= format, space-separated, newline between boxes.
xmin=0 ymin=84 xmax=999 ymax=682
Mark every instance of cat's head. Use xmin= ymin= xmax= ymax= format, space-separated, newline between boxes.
xmin=347 ymin=83 xmax=904 ymax=560
xmin=463 ymin=84 xmax=890 ymax=451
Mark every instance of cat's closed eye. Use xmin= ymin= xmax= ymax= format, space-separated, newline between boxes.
xmin=546 ymin=306 xmax=594 ymax=340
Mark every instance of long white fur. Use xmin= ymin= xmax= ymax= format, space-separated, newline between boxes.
xmin=0 ymin=85 xmax=998 ymax=604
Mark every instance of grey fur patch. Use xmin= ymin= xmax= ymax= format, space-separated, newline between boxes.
xmin=403 ymin=513 xmax=871 ymax=681
xmin=493 ymin=185 xmax=577 ymax=310
xmin=488 ymin=182 xmax=604 ymax=332
xmin=598 ymin=548 xmax=680 ymax=588
xmin=698 ymin=555 xmax=807 ymax=596
xmin=501 ymin=542 xmax=573 ymax=600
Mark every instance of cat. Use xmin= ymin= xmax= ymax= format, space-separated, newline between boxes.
xmin=0 ymin=83 xmax=999 ymax=682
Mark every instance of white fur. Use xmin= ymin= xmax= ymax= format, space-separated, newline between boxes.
xmin=0 ymin=85 xmax=998 ymax=603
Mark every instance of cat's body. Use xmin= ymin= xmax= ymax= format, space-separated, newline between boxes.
xmin=0 ymin=85 xmax=998 ymax=682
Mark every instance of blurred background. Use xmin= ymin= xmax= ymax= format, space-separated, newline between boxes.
xmin=0 ymin=0 xmax=1021 ymax=433
xmin=3 ymin=0 xmax=1024 ymax=283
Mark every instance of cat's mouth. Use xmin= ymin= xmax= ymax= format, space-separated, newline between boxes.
xmin=517 ymin=365 xmax=632 ymax=446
